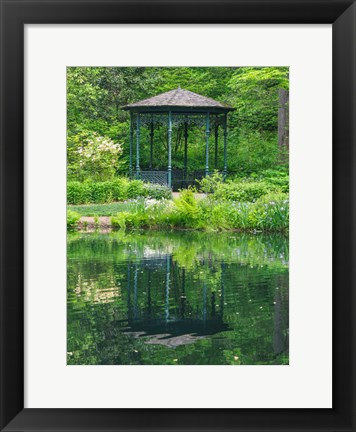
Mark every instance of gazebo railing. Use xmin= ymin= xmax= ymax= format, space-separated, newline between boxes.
xmin=139 ymin=171 xmax=168 ymax=186
xmin=132 ymin=169 xmax=229 ymax=190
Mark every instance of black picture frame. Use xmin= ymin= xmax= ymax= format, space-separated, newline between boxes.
xmin=1 ymin=0 xmax=355 ymax=431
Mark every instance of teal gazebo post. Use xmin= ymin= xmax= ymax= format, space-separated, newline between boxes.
xmin=223 ymin=113 xmax=228 ymax=179
xmin=136 ymin=113 xmax=140 ymax=179
xmin=149 ymin=117 xmax=154 ymax=169
xmin=205 ymin=112 xmax=210 ymax=177
xmin=129 ymin=112 xmax=133 ymax=178
xmin=183 ymin=118 xmax=188 ymax=184
xmin=214 ymin=122 xmax=219 ymax=169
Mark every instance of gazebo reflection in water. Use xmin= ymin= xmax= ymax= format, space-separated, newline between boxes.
xmin=122 ymin=251 xmax=230 ymax=348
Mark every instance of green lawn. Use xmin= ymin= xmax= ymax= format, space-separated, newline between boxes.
xmin=68 ymin=202 xmax=137 ymax=216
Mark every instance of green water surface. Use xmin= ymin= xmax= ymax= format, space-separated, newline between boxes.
xmin=67 ymin=231 xmax=289 ymax=365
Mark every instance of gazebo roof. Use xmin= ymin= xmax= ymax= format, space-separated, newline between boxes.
xmin=122 ymin=87 xmax=234 ymax=113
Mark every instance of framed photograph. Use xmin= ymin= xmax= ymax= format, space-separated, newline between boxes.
xmin=1 ymin=0 xmax=355 ymax=431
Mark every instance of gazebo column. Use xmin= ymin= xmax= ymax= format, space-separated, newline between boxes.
xmin=167 ymin=111 xmax=172 ymax=188
xmin=183 ymin=119 xmax=188 ymax=183
xmin=214 ymin=122 xmax=219 ymax=169
xmin=205 ymin=112 xmax=210 ymax=177
xmin=136 ymin=113 xmax=141 ymax=179
xmin=129 ymin=112 xmax=133 ymax=178
xmin=223 ymin=113 xmax=228 ymax=179
xmin=149 ymin=119 xmax=154 ymax=170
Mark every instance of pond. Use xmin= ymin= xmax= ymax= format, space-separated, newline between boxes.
xmin=67 ymin=231 xmax=289 ymax=365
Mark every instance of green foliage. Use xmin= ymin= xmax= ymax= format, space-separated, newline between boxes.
xmin=198 ymin=171 xmax=224 ymax=194
xmin=253 ymin=168 xmax=289 ymax=193
xmin=111 ymin=211 xmax=147 ymax=229
xmin=67 ymin=175 xmax=289 ymax=232
xmin=67 ymin=181 xmax=92 ymax=204
xmin=109 ymin=178 xmax=130 ymax=200
xmin=227 ymin=130 xmax=280 ymax=174
xmin=144 ymin=183 xmax=172 ymax=200
xmin=67 ymin=178 xmax=146 ymax=204
xmin=67 ymin=210 xmax=81 ymax=230
xmin=67 ymin=178 xmax=171 ymax=205
xmin=200 ymin=172 xmax=289 ymax=202
xmin=173 ymin=188 xmax=202 ymax=227
xmin=200 ymin=171 xmax=289 ymax=203
xmin=213 ymin=180 xmax=271 ymax=202
xmin=105 ymin=195 xmax=289 ymax=233
xmin=67 ymin=66 xmax=289 ymax=183
xmin=126 ymin=180 xmax=146 ymax=198
xmin=228 ymin=66 xmax=289 ymax=132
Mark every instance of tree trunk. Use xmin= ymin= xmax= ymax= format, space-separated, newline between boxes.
xmin=278 ymin=88 xmax=289 ymax=155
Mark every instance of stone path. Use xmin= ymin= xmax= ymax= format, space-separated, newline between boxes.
xmin=78 ymin=216 xmax=112 ymax=232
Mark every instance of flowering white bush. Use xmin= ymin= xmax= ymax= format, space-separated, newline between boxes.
xmin=68 ymin=131 xmax=123 ymax=181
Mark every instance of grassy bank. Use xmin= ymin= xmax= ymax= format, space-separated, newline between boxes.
xmin=67 ymin=171 xmax=289 ymax=232
xmin=68 ymin=189 xmax=288 ymax=232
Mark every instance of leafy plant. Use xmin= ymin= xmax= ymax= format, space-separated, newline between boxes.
xmin=144 ymin=183 xmax=172 ymax=200
xmin=173 ymin=188 xmax=201 ymax=227
xmin=67 ymin=210 xmax=81 ymax=230
xmin=127 ymin=180 xmax=147 ymax=199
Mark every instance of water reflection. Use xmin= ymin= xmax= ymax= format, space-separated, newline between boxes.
xmin=67 ymin=231 xmax=289 ymax=365
xmin=125 ymin=257 xmax=230 ymax=347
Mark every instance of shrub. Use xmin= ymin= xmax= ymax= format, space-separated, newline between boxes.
xmin=111 ymin=178 xmax=129 ymax=201
xmin=111 ymin=212 xmax=132 ymax=229
xmin=144 ymin=183 xmax=172 ymax=200
xmin=214 ymin=180 xmax=271 ymax=202
xmin=199 ymin=171 xmax=224 ymax=194
xmin=199 ymin=170 xmax=287 ymax=203
xmin=67 ymin=210 xmax=81 ymax=230
xmin=67 ymin=181 xmax=92 ymax=204
xmin=111 ymin=210 xmax=148 ymax=229
xmin=173 ymin=188 xmax=202 ymax=227
xmin=67 ymin=178 xmax=149 ymax=205
xmin=67 ymin=131 xmax=123 ymax=182
xmin=127 ymin=179 xmax=147 ymax=199
xmin=89 ymin=181 xmax=114 ymax=203
xmin=256 ymin=168 xmax=289 ymax=193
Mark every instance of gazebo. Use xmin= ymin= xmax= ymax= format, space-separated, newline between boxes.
xmin=122 ymin=87 xmax=235 ymax=189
